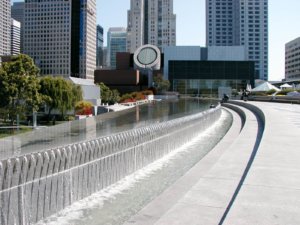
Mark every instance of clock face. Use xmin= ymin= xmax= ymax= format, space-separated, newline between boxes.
xmin=137 ymin=47 xmax=157 ymax=65
xmin=134 ymin=44 xmax=161 ymax=70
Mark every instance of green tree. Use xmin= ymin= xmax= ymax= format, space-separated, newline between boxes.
xmin=98 ymin=82 xmax=120 ymax=104
xmin=111 ymin=89 xmax=121 ymax=103
xmin=153 ymin=74 xmax=170 ymax=93
xmin=39 ymin=76 xmax=82 ymax=120
xmin=0 ymin=54 xmax=42 ymax=124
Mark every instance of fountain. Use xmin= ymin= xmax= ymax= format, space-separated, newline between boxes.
xmin=0 ymin=101 xmax=221 ymax=225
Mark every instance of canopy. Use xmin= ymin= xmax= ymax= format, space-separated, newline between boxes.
xmin=251 ymin=82 xmax=280 ymax=92
xmin=246 ymin=83 xmax=252 ymax=92
xmin=280 ymin=83 xmax=292 ymax=88
xmin=287 ymin=91 xmax=300 ymax=97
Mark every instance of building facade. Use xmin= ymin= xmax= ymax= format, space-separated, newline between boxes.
xmin=107 ymin=27 xmax=127 ymax=69
xmin=127 ymin=0 xmax=176 ymax=53
xmin=164 ymin=46 xmax=247 ymax=80
xmin=96 ymin=25 xmax=104 ymax=68
xmin=24 ymin=0 xmax=96 ymax=80
xmin=206 ymin=0 xmax=268 ymax=80
xmin=164 ymin=46 xmax=254 ymax=96
xmin=0 ymin=0 xmax=11 ymax=56
xmin=170 ymin=60 xmax=255 ymax=96
xmin=285 ymin=37 xmax=300 ymax=80
xmin=11 ymin=19 xmax=21 ymax=55
xmin=11 ymin=2 xmax=25 ymax=53
xmin=102 ymin=47 xmax=108 ymax=68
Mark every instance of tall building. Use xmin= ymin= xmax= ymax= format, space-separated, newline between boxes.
xmin=107 ymin=27 xmax=127 ymax=69
xmin=285 ymin=37 xmax=300 ymax=80
xmin=96 ymin=25 xmax=104 ymax=68
xmin=0 ymin=0 xmax=11 ymax=56
xmin=102 ymin=47 xmax=108 ymax=68
xmin=127 ymin=0 xmax=176 ymax=53
xmin=11 ymin=19 xmax=21 ymax=55
xmin=11 ymin=2 xmax=24 ymax=53
xmin=24 ymin=0 xmax=96 ymax=80
xmin=206 ymin=0 xmax=268 ymax=80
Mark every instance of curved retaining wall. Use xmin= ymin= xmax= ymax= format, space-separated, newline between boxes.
xmin=221 ymin=103 xmax=246 ymax=130
xmin=0 ymin=106 xmax=221 ymax=225
xmin=227 ymin=100 xmax=265 ymax=125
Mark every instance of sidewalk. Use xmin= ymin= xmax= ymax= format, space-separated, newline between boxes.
xmin=124 ymin=101 xmax=300 ymax=225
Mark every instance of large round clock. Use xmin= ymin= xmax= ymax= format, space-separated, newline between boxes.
xmin=134 ymin=44 xmax=161 ymax=70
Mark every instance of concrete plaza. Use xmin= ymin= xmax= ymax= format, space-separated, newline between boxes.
xmin=124 ymin=101 xmax=300 ymax=225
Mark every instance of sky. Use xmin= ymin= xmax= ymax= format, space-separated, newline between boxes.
xmin=12 ymin=0 xmax=300 ymax=81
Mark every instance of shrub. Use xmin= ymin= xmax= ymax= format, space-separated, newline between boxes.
xmin=119 ymin=91 xmax=146 ymax=103
xmin=119 ymin=93 xmax=133 ymax=103
xmin=266 ymin=89 xmax=277 ymax=95
xmin=277 ymin=88 xmax=294 ymax=95
xmin=98 ymin=82 xmax=120 ymax=104
xmin=142 ymin=90 xmax=154 ymax=95
xmin=135 ymin=92 xmax=146 ymax=100
xmin=75 ymin=101 xmax=93 ymax=115
xmin=251 ymin=92 xmax=268 ymax=96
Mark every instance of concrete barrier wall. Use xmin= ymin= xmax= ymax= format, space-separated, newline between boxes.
xmin=0 ymin=106 xmax=221 ymax=225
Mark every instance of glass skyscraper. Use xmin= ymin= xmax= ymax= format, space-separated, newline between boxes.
xmin=107 ymin=27 xmax=127 ymax=69
xmin=206 ymin=0 xmax=268 ymax=80
xmin=11 ymin=2 xmax=24 ymax=53
xmin=96 ymin=25 xmax=104 ymax=68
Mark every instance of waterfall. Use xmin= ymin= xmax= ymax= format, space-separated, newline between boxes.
xmin=0 ymin=105 xmax=221 ymax=225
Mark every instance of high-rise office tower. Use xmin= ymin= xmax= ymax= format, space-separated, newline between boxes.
xmin=11 ymin=19 xmax=21 ymax=55
xmin=96 ymin=25 xmax=104 ymax=68
xmin=206 ymin=0 xmax=268 ymax=80
xmin=0 ymin=0 xmax=11 ymax=56
xmin=285 ymin=37 xmax=300 ymax=80
xmin=127 ymin=0 xmax=176 ymax=53
xmin=24 ymin=0 xmax=96 ymax=80
xmin=11 ymin=2 xmax=24 ymax=53
xmin=107 ymin=27 xmax=127 ymax=69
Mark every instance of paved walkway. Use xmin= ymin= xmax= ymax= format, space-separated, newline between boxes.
xmin=124 ymin=101 xmax=300 ymax=225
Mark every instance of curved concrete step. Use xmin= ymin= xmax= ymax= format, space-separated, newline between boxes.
xmin=222 ymin=101 xmax=300 ymax=225
xmin=124 ymin=103 xmax=265 ymax=225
